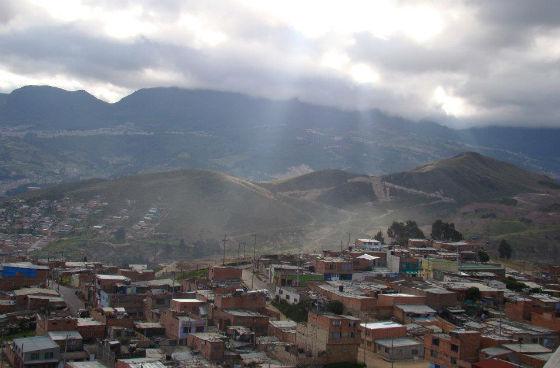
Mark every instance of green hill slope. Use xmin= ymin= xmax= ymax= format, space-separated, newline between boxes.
xmin=382 ymin=152 xmax=558 ymax=203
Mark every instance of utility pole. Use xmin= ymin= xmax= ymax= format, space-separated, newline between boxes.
xmin=297 ymin=253 xmax=301 ymax=287
xmin=340 ymin=240 xmax=343 ymax=253
xmin=171 ymin=271 xmax=176 ymax=299
xmin=251 ymin=234 xmax=256 ymax=290
xmin=222 ymin=234 xmax=228 ymax=265
xmin=347 ymin=232 xmax=351 ymax=247
xmin=238 ymin=241 xmax=241 ymax=261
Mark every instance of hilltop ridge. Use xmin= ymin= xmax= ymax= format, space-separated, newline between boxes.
xmin=0 ymin=85 xmax=560 ymax=194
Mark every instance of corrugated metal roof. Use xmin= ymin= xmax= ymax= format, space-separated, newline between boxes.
xmin=12 ymin=336 xmax=58 ymax=352
xmin=375 ymin=337 xmax=422 ymax=348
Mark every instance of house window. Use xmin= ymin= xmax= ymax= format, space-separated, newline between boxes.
xmin=431 ymin=350 xmax=438 ymax=358
xmin=432 ymin=338 xmax=440 ymax=346
xmin=412 ymin=349 xmax=418 ymax=355
xmin=30 ymin=353 xmax=40 ymax=360
xmin=451 ymin=344 xmax=459 ymax=352
xmin=450 ymin=357 xmax=457 ymax=365
xmin=332 ymin=320 xmax=341 ymax=326
xmin=44 ymin=352 xmax=54 ymax=359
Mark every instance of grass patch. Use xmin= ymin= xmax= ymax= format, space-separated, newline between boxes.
xmin=179 ymin=268 xmax=208 ymax=280
xmin=5 ymin=329 xmax=35 ymax=341
xmin=485 ymin=220 xmax=528 ymax=236
xmin=492 ymin=197 xmax=518 ymax=206
xmin=539 ymin=180 xmax=560 ymax=189
xmin=33 ymin=236 xmax=90 ymax=259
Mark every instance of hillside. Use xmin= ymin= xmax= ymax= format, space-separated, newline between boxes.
xmin=1 ymin=86 xmax=111 ymax=130
xmin=382 ymin=152 xmax=558 ymax=203
xmin=29 ymin=169 xmax=334 ymax=238
xmin=1 ymin=86 xmax=560 ymax=196
xmin=23 ymin=152 xmax=560 ymax=263
xmin=269 ymin=152 xmax=559 ymax=206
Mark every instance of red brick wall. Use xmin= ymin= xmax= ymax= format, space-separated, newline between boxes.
xmin=377 ymin=294 xmax=425 ymax=307
xmin=531 ymin=312 xmax=560 ymax=332
xmin=186 ymin=335 xmax=225 ymax=361
xmin=214 ymin=292 xmax=266 ymax=312
xmin=505 ymin=300 xmax=532 ymax=322
xmin=209 ymin=266 xmax=241 ymax=282
xmin=0 ymin=269 xmax=49 ymax=291
xmin=36 ymin=316 xmax=77 ymax=335
xmin=76 ymin=323 xmax=105 ymax=341
xmin=314 ymin=259 xmax=353 ymax=275
xmin=361 ymin=324 xmax=406 ymax=342
xmin=118 ymin=269 xmax=155 ymax=282
xmin=161 ymin=310 xmax=180 ymax=340
xmin=170 ymin=299 xmax=206 ymax=315
xmin=268 ymin=324 xmax=295 ymax=343
xmin=212 ymin=309 xmax=269 ymax=336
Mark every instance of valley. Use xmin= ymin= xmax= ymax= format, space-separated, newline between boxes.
xmin=2 ymin=152 xmax=558 ymax=265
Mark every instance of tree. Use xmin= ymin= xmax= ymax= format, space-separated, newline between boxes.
xmin=465 ymin=287 xmax=481 ymax=302
xmin=505 ymin=277 xmax=526 ymax=292
xmin=373 ymin=230 xmax=385 ymax=244
xmin=498 ymin=239 xmax=513 ymax=259
xmin=113 ymin=227 xmax=126 ymax=243
xmin=387 ymin=220 xmax=424 ymax=245
xmin=477 ymin=250 xmax=490 ymax=263
xmin=431 ymin=220 xmax=463 ymax=241
xmin=326 ymin=300 xmax=344 ymax=315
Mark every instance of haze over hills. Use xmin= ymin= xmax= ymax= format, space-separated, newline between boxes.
xmin=27 ymin=152 xmax=560 ymax=264
xmin=1 ymin=85 xmax=560 ymax=196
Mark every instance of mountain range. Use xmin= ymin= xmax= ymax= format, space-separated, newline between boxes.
xmin=28 ymin=152 xmax=560 ymax=264
xmin=1 ymin=85 xmax=560 ymax=196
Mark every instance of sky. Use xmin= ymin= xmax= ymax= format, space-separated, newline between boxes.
xmin=1 ymin=0 xmax=560 ymax=128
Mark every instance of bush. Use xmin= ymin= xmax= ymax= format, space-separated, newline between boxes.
xmin=272 ymin=300 xmax=311 ymax=322
xmin=465 ymin=287 xmax=481 ymax=302
xmin=477 ymin=250 xmax=490 ymax=263
xmin=326 ymin=300 xmax=344 ymax=315
xmin=505 ymin=277 xmax=526 ymax=292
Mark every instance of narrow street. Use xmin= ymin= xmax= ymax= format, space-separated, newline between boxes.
xmin=241 ymin=268 xmax=270 ymax=291
xmin=50 ymin=281 xmax=85 ymax=315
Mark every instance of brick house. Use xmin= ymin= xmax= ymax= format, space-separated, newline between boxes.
xmin=360 ymin=321 xmax=407 ymax=353
xmin=424 ymin=330 xmax=481 ymax=368
xmin=209 ymin=266 xmax=242 ymax=282
xmin=314 ymin=258 xmax=353 ymax=281
xmin=0 ymin=263 xmax=49 ymax=291
xmin=296 ymin=312 xmax=361 ymax=364
xmin=186 ymin=333 xmax=226 ymax=362
xmin=5 ymin=336 xmax=60 ymax=368
xmin=268 ymin=320 xmax=297 ymax=343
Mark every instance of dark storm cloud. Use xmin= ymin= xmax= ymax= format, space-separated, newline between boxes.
xmin=0 ymin=0 xmax=560 ymax=127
